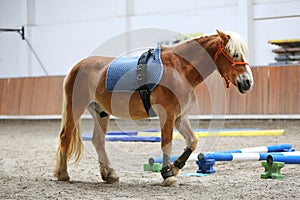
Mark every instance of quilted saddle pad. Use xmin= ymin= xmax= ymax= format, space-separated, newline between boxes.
xmin=106 ymin=47 xmax=163 ymax=92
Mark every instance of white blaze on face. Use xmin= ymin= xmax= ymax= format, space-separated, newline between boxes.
xmin=244 ymin=60 xmax=254 ymax=87
xmin=225 ymin=31 xmax=254 ymax=88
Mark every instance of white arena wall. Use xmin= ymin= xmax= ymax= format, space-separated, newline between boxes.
xmin=0 ymin=0 xmax=300 ymax=78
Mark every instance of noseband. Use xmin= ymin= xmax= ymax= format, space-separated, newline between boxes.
xmin=214 ymin=39 xmax=249 ymax=88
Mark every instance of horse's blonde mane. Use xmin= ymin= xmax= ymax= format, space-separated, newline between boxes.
xmin=224 ymin=31 xmax=249 ymax=59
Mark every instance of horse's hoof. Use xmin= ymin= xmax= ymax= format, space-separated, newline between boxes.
xmin=102 ymin=171 xmax=119 ymax=184
xmin=55 ymin=171 xmax=70 ymax=181
xmin=105 ymin=175 xmax=120 ymax=184
xmin=162 ymin=176 xmax=177 ymax=187
xmin=105 ymin=174 xmax=119 ymax=184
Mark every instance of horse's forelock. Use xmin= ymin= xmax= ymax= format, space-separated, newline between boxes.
xmin=224 ymin=31 xmax=249 ymax=60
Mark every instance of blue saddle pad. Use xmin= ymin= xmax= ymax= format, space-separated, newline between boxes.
xmin=106 ymin=47 xmax=163 ymax=92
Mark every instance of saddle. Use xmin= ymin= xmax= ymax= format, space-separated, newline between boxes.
xmin=106 ymin=47 xmax=163 ymax=116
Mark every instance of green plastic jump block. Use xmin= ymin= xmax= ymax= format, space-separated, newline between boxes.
xmin=261 ymin=161 xmax=285 ymax=179
xmin=143 ymin=163 xmax=162 ymax=172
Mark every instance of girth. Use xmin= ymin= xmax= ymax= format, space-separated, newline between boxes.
xmin=136 ymin=49 xmax=157 ymax=117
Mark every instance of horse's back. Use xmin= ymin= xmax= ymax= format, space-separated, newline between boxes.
xmin=64 ymin=56 xmax=114 ymax=102
xmin=79 ymin=56 xmax=114 ymax=74
xmin=67 ymin=56 xmax=113 ymax=83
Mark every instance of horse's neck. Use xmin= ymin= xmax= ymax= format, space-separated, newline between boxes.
xmin=166 ymin=35 xmax=220 ymax=88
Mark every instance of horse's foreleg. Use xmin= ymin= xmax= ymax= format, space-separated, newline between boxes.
xmin=172 ymin=115 xmax=198 ymax=176
xmin=159 ymin=113 xmax=177 ymax=186
xmin=87 ymin=103 xmax=119 ymax=184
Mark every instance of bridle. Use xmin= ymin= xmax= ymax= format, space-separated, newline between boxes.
xmin=213 ymin=39 xmax=249 ymax=88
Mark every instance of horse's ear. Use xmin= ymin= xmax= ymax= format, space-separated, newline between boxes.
xmin=216 ymin=29 xmax=230 ymax=42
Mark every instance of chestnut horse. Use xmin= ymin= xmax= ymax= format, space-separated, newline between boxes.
xmin=54 ymin=30 xmax=253 ymax=186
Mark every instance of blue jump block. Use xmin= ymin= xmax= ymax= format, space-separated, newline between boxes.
xmin=196 ymin=159 xmax=216 ymax=174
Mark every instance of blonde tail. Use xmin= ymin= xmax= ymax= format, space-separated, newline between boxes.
xmin=54 ymin=77 xmax=83 ymax=177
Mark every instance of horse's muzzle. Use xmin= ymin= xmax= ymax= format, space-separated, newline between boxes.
xmin=238 ymin=78 xmax=252 ymax=94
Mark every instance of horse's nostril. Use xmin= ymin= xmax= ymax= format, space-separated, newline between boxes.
xmin=245 ymin=79 xmax=250 ymax=87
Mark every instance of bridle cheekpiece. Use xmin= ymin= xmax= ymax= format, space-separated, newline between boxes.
xmin=214 ymin=39 xmax=249 ymax=88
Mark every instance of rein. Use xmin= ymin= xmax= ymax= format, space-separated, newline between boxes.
xmin=213 ymin=39 xmax=249 ymax=88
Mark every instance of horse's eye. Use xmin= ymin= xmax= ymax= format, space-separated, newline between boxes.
xmin=233 ymin=53 xmax=239 ymax=58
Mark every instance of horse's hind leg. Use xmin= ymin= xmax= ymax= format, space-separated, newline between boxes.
xmin=54 ymin=113 xmax=75 ymax=180
xmin=87 ymin=102 xmax=119 ymax=184
xmin=54 ymin=74 xmax=89 ymax=181
xmin=54 ymin=97 xmax=86 ymax=181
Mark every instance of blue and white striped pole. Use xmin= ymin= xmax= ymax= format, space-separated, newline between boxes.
xmin=148 ymin=144 xmax=293 ymax=165
xmin=198 ymin=152 xmax=300 ymax=163
xmin=218 ymin=143 xmax=293 ymax=153
xmin=196 ymin=152 xmax=300 ymax=174
xmin=266 ymin=154 xmax=300 ymax=164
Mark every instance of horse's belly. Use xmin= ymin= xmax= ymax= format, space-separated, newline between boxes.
xmin=101 ymin=92 xmax=149 ymax=120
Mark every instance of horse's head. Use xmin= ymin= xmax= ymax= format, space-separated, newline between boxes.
xmin=214 ymin=29 xmax=253 ymax=93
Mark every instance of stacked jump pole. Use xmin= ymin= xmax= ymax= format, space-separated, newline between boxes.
xmin=147 ymin=144 xmax=300 ymax=176
xmin=148 ymin=143 xmax=294 ymax=165
xmin=196 ymin=144 xmax=300 ymax=174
